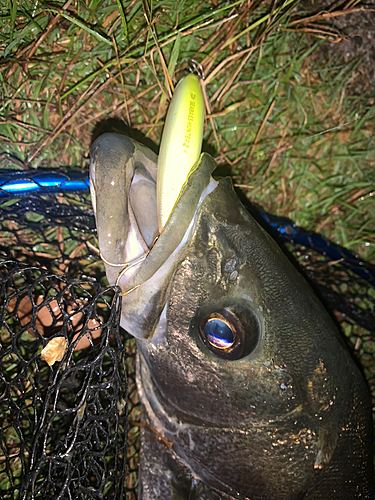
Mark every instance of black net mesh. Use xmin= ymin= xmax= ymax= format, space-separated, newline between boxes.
xmin=0 ymin=176 xmax=374 ymax=498
xmin=0 ymin=188 xmax=140 ymax=499
xmin=0 ymin=264 xmax=127 ymax=499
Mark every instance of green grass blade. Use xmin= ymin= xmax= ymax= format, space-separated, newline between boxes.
xmin=44 ymin=8 xmax=113 ymax=46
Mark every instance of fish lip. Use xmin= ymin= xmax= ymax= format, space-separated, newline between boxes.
xmin=90 ymin=133 xmax=218 ymax=295
xmin=116 ymin=170 xmax=219 ymax=340
xmin=90 ymin=133 xmax=219 ymax=340
xmin=90 ymin=133 xmax=157 ymax=283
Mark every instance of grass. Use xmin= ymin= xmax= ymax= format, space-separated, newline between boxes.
xmin=1 ymin=0 xmax=374 ymax=261
xmin=0 ymin=0 xmax=374 ymax=496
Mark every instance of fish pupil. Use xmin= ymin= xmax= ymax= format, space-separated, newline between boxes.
xmin=204 ymin=319 xmax=235 ymax=349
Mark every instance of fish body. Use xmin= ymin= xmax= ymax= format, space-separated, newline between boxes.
xmin=90 ymin=133 xmax=374 ymax=499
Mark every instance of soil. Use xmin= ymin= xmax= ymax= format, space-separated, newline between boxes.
xmin=302 ymin=1 xmax=375 ymax=93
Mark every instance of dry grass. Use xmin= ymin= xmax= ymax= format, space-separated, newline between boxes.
xmin=1 ymin=0 xmax=374 ymax=260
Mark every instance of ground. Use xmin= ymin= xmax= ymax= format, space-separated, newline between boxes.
xmin=304 ymin=0 xmax=375 ymax=93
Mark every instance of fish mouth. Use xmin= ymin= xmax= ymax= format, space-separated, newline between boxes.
xmin=90 ymin=133 xmax=218 ymax=339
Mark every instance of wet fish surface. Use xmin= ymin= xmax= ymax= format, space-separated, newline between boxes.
xmin=90 ymin=133 xmax=374 ymax=500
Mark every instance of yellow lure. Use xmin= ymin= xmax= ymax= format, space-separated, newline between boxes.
xmin=157 ymin=73 xmax=204 ymax=231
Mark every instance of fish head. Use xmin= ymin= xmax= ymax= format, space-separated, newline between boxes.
xmin=90 ymin=133 xmax=373 ymax=500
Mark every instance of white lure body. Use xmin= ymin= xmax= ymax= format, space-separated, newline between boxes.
xmin=157 ymin=73 xmax=204 ymax=231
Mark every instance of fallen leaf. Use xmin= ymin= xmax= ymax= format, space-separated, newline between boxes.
xmin=40 ymin=337 xmax=67 ymax=366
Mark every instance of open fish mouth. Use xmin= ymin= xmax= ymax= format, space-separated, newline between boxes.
xmin=90 ymin=132 xmax=218 ymax=339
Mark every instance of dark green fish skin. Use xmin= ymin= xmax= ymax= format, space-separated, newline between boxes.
xmin=90 ymin=134 xmax=374 ymax=500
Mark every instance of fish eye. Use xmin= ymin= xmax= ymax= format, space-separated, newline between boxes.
xmin=203 ymin=315 xmax=235 ymax=349
xmin=197 ymin=306 xmax=258 ymax=360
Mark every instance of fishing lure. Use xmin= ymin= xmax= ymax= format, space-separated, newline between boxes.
xmin=156 ymin=73 xmax=204 ymax=231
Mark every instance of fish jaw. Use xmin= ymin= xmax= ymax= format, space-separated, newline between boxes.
xmin=90 ymin=134 xmax=374 ymax=499
xmin=90 ymin=133 xmax=158 ymax=286
xmin=90 ymin=133 xmax=218 ymax=339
